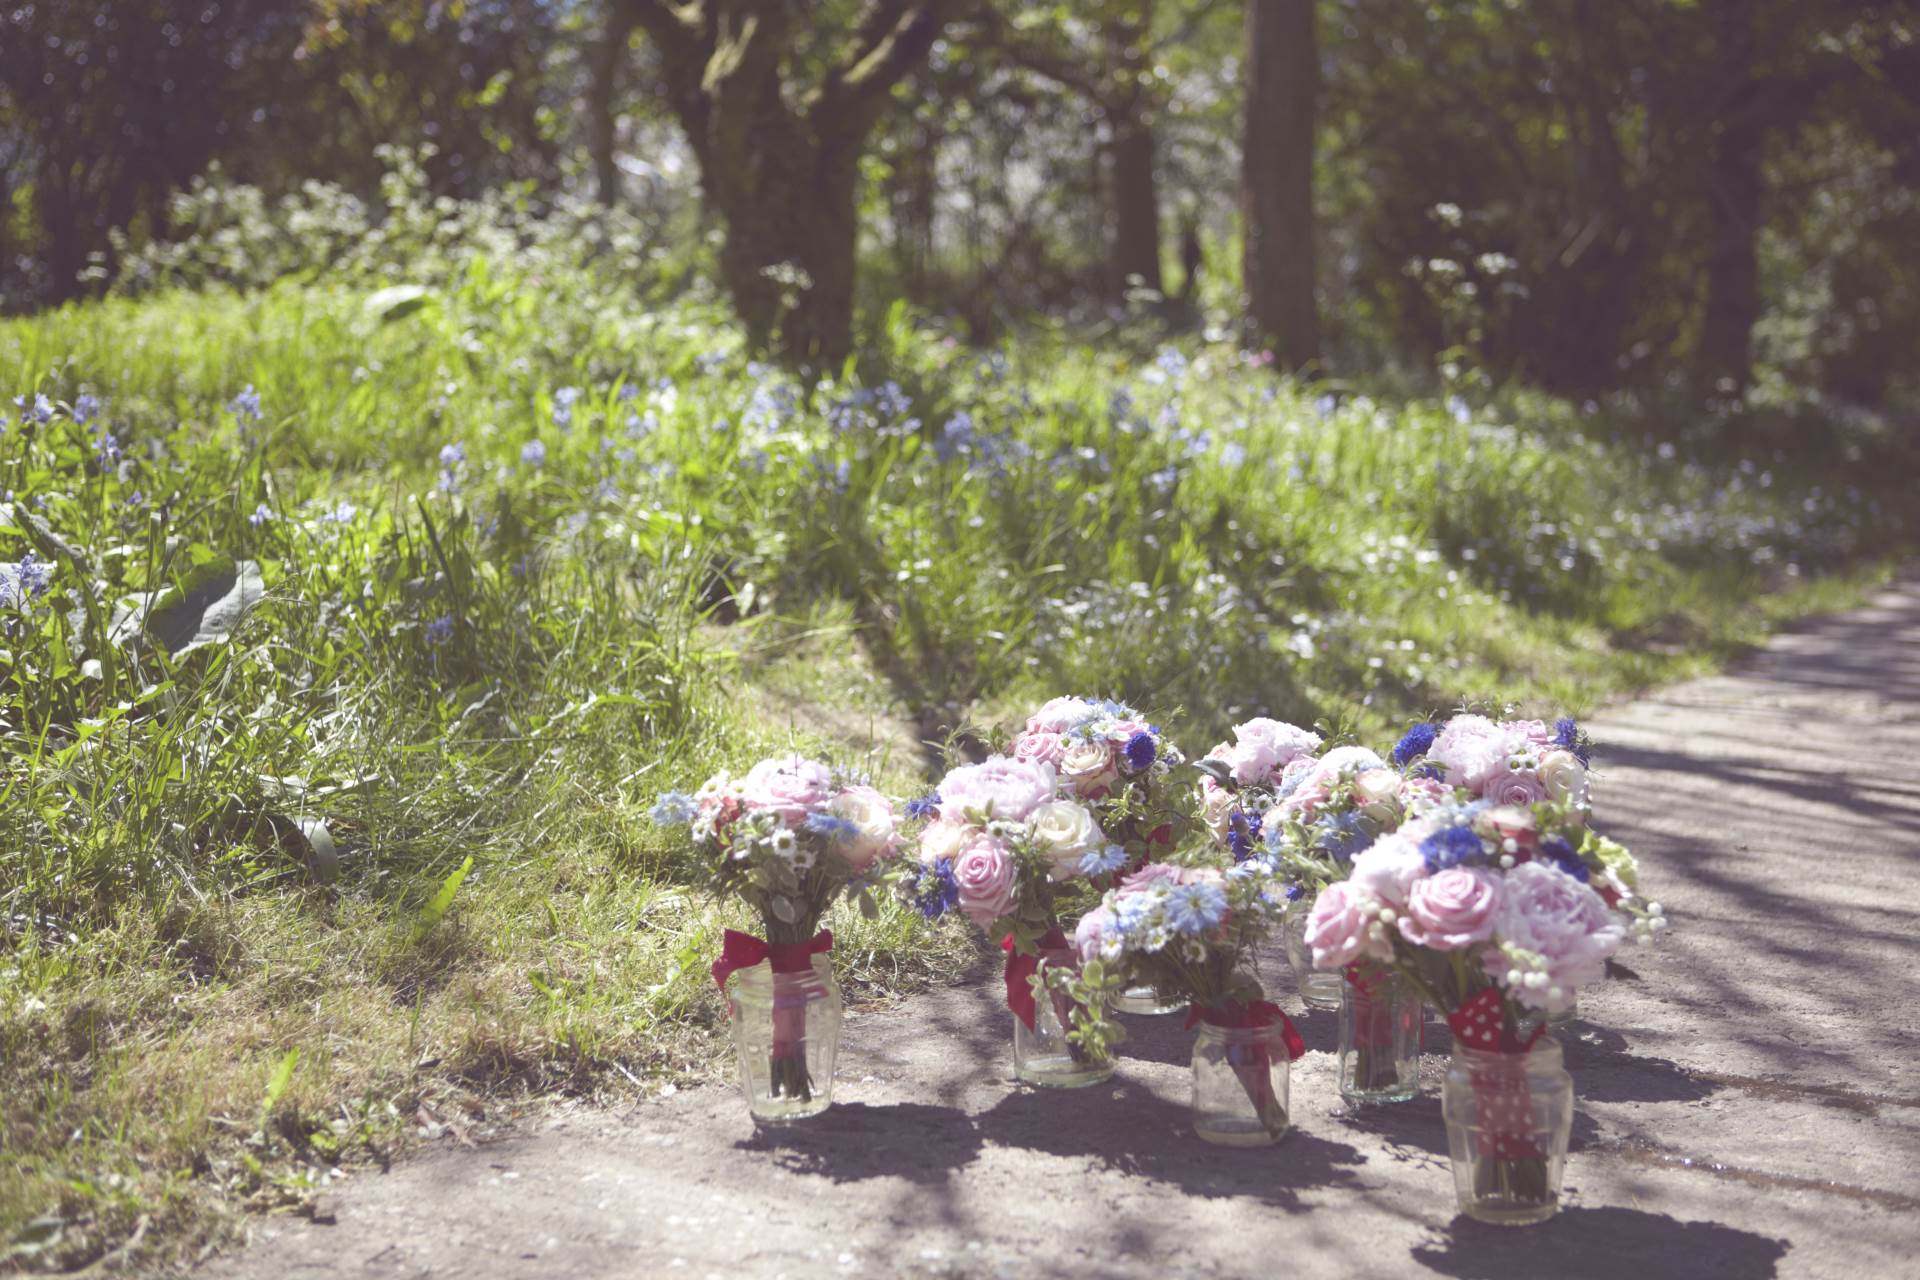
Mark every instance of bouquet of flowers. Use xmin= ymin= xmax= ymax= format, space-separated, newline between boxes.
xmin=1008 ymin=695 xmax=1189 ymax=854
xmin=901 ymin=754 xmax=1129 ymax=1071
xmin=1071 ymin=858 xmax=1305 ymax=1139
xmin=650 ymin=754 xmax=900 ymax=1108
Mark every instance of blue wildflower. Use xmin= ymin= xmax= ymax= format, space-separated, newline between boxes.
xmin=1539 ymin=834 xmax=1589 ymax=882
xmin=15 ymin=393 xmax=54 ymax=425
xmin=1313 ymin=811 xmax=1373 ymax=863
xmin=73 ymin=393 xmax=102 ymax=425
xmin=1227 ymin=808 xmax=1262 ymax=862
xmin=248 ymin=503 xmax=274 ymax=527
xmin=1420 ymin=825 xmax=1486 ymax=873
xmin=520 ymin=440 xmax=547 ymax=468
xmin=425 ymin=615 xmax=454 ymax=645
xmin=1 ymin=551 xmax=51 ymax=609
xmin=1285 ymin=883 xmax=1306 ymax=901
xmin=1123 ymin=730 xmax=1158 ymax=772
xmin=1554 ymin=717 xmax=1591 ymax=765
xmin=1392 ymin=722 xmax=1439 ymax=766
xmin=1077 ymin=844 xmax=1128 ymax=877
xmin=93 ymin=432 xmax=122 ymax=466
xmin=914 ymin=858 xmax=960 ymax=921
xmin=229 ymin=386 xmax=263 ymax=423
xmin=649 ymin=791 xmax=699 ymax=826
xmin=1164 ymin=881 xmax=1229 ymax=935
xmin=618 ymin=382 xmax=641 ymax=402
xmin=439 ymin=442 xmax=466 ymax=468
xmin=323 ymin=501 xmax=358 ymax=524
xmin=1220 ymin=442 xmax=1247 ymax=468
xmin=804 ymin=813 xmax=858 ymax=842
xmin=552 ymin=386 xmax=580 ymax=428
xmin=905 ymin=792 xmax=941 ymax=822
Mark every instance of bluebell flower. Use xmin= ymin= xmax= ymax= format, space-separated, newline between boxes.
xmin=905 ymin=792 xmax=941 ymax=821
xmin=15 ymin=393 xmax=54 ymax=425
xmin=1554 ymin=717 xmax=1591 ymax=765
xmin=439 ymin=442 xmax=466 ymax=468
xmin=425 ymin=615 xmax=454 ymax=645
xmin=914 ymin=858 xmax=960 ymax=920
xmin=936 ymin=413 xmax=973 ymax=461
xmin=323 ymin=501 xmax=358 ymax=524
xmin=1539 ymin=834 xmax=1589 ymax=882
xmin=248 ymin=503 xmax=274 ymax=526
xmin=520 ymin=440 xmax=547 ymax=468
xmin=93 ymin=432 xmax=121 ymax=466
xmin=804 ymin=813 xmax=858 ymax=842
xmin=617 ymin=382 xmax=641 ymax=402
xmin=73 ymin=393 xmax=102 ymax=425
xmin=125 ymin=490 xmax=146 ymax=508
xmin=1077 ymin=843 xmax=1128 ymax=877
xmin=1220 ymin=442 xmax=1247 ymax=468
xmin=1123 ymin=730 xmax=1157 ymax=772
xmin=1 ymin=551 xmax=51 ymax=609
xmin=649 ymin=792 xmax=699 ymax=826
xmin=1391 ymin=721 xmax=1439 ymax=766
xmin=1164 ymin=881 xmax=1229 ymax=935
xmin=229 ymin=386 xmax=263 ymax=423
xmin=1420 ymin=825 xmax=1485 ymax=872
xmin=552 ymin=386 xmax=580 ymax=428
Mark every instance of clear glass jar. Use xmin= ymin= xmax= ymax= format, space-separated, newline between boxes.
xmin=1113 ymin=983 xmax=1185 ymax=1016
xmin=1283 ymin=900 xmax=1344 ymax=1010
xmin=726 ymin=956 xmax=842 ymax=1121
xmin=1337 ymin=968 xmax=1421 ymax=1103
xmin=1013 ymin=947 xmax=1116 ymax=1088
xmin=1190 ymin=1021 xmax=1292 ymax=1145
xmin=1442 ymin=1038 xmax=1574 ymax=1225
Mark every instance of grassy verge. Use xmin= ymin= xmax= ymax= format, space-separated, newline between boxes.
xmin=1 ymin=271 xmax=1910 ymax=1271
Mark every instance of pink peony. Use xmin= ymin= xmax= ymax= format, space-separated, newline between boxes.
xmin=1074 ymin=907 xmax=1121 ymax=963
xmin=1222 ymin=738 xmax=1283 ymax=786
xmin=737 ymin=754 xmax=835 ymax=824
xmin=952 ymin=835 xmax=1019 ymax=925
xmin=1025 ymin=696 xmax=1102 ymax=735
xmin=826 ymin=784 xmax=898 ymax=873
xmin=1483 ymin=769 xmax=1548 ymax=808
xmin=1399 ymin=867 xmax=1501 ymax=950
xmin=1232 ymin=718 xmax=1322 ymax=767
xmin=1429 ymin=715 xmax=1515 ymax=792
xmin=1011 ymin=730 xmax=1067 ymax=769
xmin=938 ymin=756 xmax=1058 ymax=823
xmin=1119 ymin=862 xmax=1185 ymax=895
xmin=1347 ymin=832 xmax=1429 ymax=909
xmin=1505 ymin=719 xmax=1554 ymax=748
xmin=1487 ymin=861 xmax=1626 ymax=1013
xmin=1304 ymin=882 xmax=1388 ymax=970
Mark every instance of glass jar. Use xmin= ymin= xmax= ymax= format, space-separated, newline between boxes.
xmin=726 ymin=956 xmax=842 ymax=1121
xmin=1337 ymin=968 xmax=1421 ymax=1103
xmin=1113 ymin=983 xmax=1185 ymax=1016
xmin=1442 ymin=1038 xmax=1574 ymax=1225
xmin=1283 ymin=900 xmax=1344 ymax=1010
xmin=1013 ymin=946 xmax=1116 ymax=1088
xmin=1190 ymin=1021 xmax=1292 ymax=1145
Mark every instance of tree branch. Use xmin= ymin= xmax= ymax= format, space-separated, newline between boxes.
xmin=813 ymin=0 xmax=957 ymax=140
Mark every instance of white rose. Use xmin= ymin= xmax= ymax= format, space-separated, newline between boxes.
xmin=1537 ymin=750 xmax=1589 ymax=806
xmin=919 ymin=819 xmax=969 ymax=865
xmin=1200 ymin=783 xmax=1237 ymax=842
xmin=1058 ymin=736 xmax=1119 ymax=797
xmin=828 ymin=786 xmax=897 ymax=873
xmin=1028 ymin=800 xmax=1104 ymax=879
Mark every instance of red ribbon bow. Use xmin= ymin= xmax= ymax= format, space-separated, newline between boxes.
xmin=1183 ymin=999 xmax=1307 ymax=1061
xmin=1447 ymin=988 xmax=1547 ymax=1160
xmin=709 ymin=928 xmax=834 ymax=991
xmin=1002 ymin=926 xmax=1071 ymax=1031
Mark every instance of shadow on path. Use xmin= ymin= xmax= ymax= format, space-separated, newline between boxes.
xmin=1411 ymin=1206 xmax=1790 ymax=1279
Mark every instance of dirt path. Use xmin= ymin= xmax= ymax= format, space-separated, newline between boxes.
xmin=202 ymin=578 xmax=1920 ymax=1280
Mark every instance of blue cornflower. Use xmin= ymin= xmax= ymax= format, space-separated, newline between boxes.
xmin=425 ymin=615 xmax=454 ymax=645
xmin=520 ymin=440 xmax=547 ymax=468
xmin=1123 ymin=730 xmax=1157 ymax=772
xmin=1077 ymin=844 xmax=1128 ymax=877
xmin=1227 ymin=808 xmax=1261 ymax=862
xmin=914 ymin=858 xmax=960 ymax=921
xmin=1414 ymin=761 xmax=1447 ymax=782
xmin=229 ymin=385 xmax=263 ymax=423
xmin=1164 ymin=881 xmax=1229 ymax=935
xmin=248 ymin=503 xmax=274 ymax=526
xmin=73 ymin=393 xmax=102 ymax=425
xmin=1554 ymin=717 xmax=1591 ymax=765
xmin=1313 ymin=811 xmax=1373 ymax=862
xmin=1420 ymin=825 xmax=1486 ymax=873
xmin=905 ymin=792 xmax=941 ymax=821
xmin=1539 ymin=834 xmax=1589 ymax=882
xmin=1391 ymin=721 xmax=1439 ymax=766
xmin=804 ymin=813 xmax=858 ymax=842
xmin=1285 ymin=883 xmax=1306 ymax=901
xmin=649 ymin=791 xmax=699 ymax=826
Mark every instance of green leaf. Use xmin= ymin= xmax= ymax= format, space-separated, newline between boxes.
xmin=262 ymin=1048 xmax=300 ymax=1113
xmin=414 ymin=856 xmax=474 ymax=941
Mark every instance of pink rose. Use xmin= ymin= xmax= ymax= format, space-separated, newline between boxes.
xmin=737 ymin=754 xmax=835 ymax=823
xmin=1057 ymin=736 xmax=1119 ymax=798
xmin=1011 ymin=730 xmax=1067 ymax=769
xmin=1399 ymin=867 xmax=1501 ymax=950
xmin=1074 ymin=907 xmax=1120 ymax=963
xmin=937 ymin=756 xmax=1057 ymax=823
xmin=1483 ymin=769 xmax=1548 ymax=808
xmin=1486 ymin=862 xmax=1625 ymax=1013
xmin=1348 ymin=832 xmax=1428 ymax=909
xmin=1305 ymin=882 xmax=1388 ymax=970
xmin=1505 ymin=719 xmax=1553 ymax=748
xmin=1025 ymin=696 xmax=1101 ymax=735
xmin=952 ymin=835 xmax=1018 ymax=926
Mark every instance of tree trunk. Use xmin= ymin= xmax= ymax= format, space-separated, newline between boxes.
xmin=1242 ymin=0 xmax=1320 ymax=369
xmin=588 ymin=6 xmax=636 ymax=207
xmin=1110 ymin=109 xmax=1164 ymax=297
xmin=1698 ymin=5 xmax=1765 ymax=396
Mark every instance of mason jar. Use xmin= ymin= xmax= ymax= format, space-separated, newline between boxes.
xmin=1283 ymin=900 xmax=1344 ymax=1011
xmin=1013 ymin=946 xmax=1116 ymax=1088
xmin=726 ymin=956 xmax=842 ymax=1121
xmin=1337 ymin=967 xmax=1421 ymax=1103
xmin=1190 ymin=1020 xmax=1292 ymax=1145
xmin=1441 ymin=1037 xmax=1574 ymax=1225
